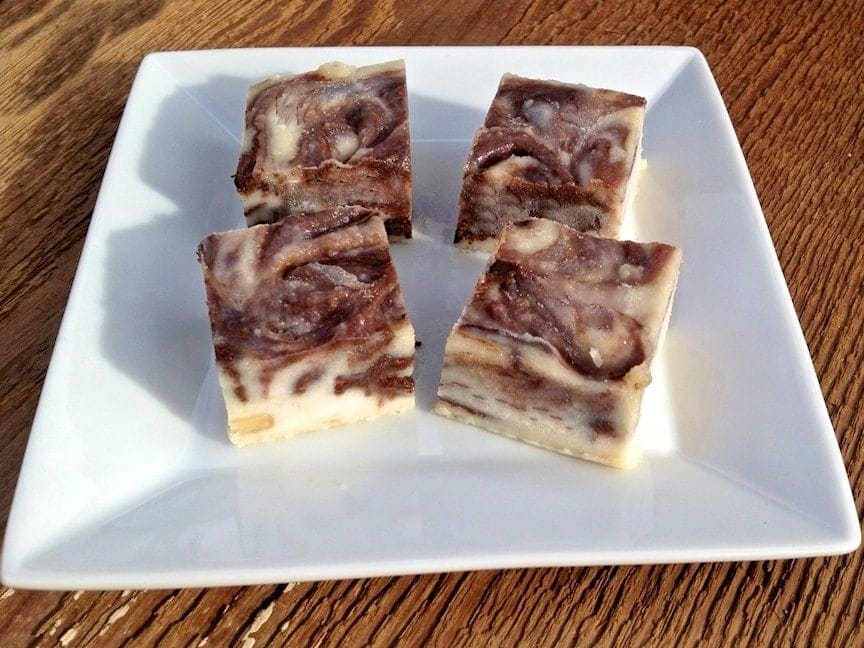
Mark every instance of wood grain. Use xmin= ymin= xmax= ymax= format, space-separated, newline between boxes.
xmin=1 ymin=0 xmax=863 ymax=645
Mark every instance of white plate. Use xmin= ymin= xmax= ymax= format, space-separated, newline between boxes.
xmin=2 ymin=47 xmax=858 ymax=590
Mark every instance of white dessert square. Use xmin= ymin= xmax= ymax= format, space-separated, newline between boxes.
xmin=198 ymin=207 xmax=415 ymax=446
xmin=455 ymin=74 xmax=645 ymax=250
xmin=235 ymin=61 xmax=413 ymax=238
xmin=435 ymin=218 xmax=681 ymax=468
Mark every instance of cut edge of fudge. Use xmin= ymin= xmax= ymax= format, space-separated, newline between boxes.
xmin=434 ymin=218 xmax=681 ymax=469
xmin=198 ymin=207 xmax=415 ymax=447
xmin=454 ymin=74 xmax=646 ymax=252
xmin=235 ymin=60 xmax=413 ymax=239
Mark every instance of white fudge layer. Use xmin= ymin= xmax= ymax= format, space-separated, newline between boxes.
xmin=222 ymin=323 xmax=415 ymax=446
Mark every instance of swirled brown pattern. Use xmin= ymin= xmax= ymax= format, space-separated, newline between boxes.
xmin=235 ymin=61 xmax=412 ymax=237
xmin=455 ymin=74 xmax=645 ymax=249
xmin=435 ymin=219 xmax=681 ymax=468
xmin=198 ymin=207 xmax=414 ymax=405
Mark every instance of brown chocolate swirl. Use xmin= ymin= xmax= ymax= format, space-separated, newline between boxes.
xmin=468 ymin=75 xmax=645 ymax=189
xmin=457 ymin=220 xmax=677 ymax=382
xmin=198 ymin=207 xmax=412 ymax=401
xmin=464 ymin=259 xmax=645 ymax=380
xmin=236 ymin=63 xmax=409 ymax=183
xmin=456 ymin=74 xmax=646 ymax=245
xmin=235 ymin=62 xmax=412 ymax=238
xmin=497 ymin=220 xmax=677 ymax=286
xmin=486 ymin=76 xmax=645 ymax=133
xmin=471 ymin=128 xmax=571 ymax=185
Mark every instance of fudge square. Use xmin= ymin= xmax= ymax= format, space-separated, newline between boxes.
xmin=235 ymin=60 xmax=413 ymax=238
xmin=435 ymin=219 xmax=681 ymax=468
xmin=454 ymin=74 xmax=646 ymax=250
xmin=198 ymin=207 xmax=415 ymax=446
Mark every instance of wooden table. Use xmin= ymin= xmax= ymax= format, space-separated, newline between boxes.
xmin=2 ymin=1 xmax=862 ymax=645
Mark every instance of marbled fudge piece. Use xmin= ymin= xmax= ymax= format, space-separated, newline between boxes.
xmin=435 ymin=219 xmax=681 ymax=468
xmin=198 ymin=207 xmax=415 ymax=446
xmin=455 ymin=74 xmax=646 ymax=250
xmin=235 ymin=60 xmax=412 ymax=238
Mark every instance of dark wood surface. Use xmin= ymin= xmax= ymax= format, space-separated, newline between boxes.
xmin=2 ymin=0 xmax=862 ymax=645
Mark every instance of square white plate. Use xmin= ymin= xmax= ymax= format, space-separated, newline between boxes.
xmin=3 ymin=47 xmax=858 ymax=590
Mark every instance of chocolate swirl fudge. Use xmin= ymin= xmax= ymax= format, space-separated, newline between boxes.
xmin=435 ymin=219 xmax=681 ymax=468
xmin=235 ymin=61 xmax=412 ymax=238
xmin=455 ymin=74 xmax=646 ymax=250
xmin=198 ymin=207 xmax=415 ymax=446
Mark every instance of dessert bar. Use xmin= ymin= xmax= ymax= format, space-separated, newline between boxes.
xmin=455 ymin=74 xmax=645 ymax=250
xmin=435 ymin=218 xmax=681 ymax=468
xmin=235 ymin=61 xmax=412 ymax=237
xmin=198 ymin=207 xmax=415 ymax=446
